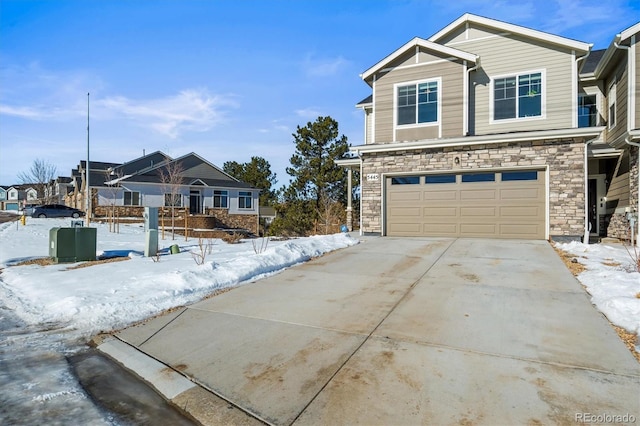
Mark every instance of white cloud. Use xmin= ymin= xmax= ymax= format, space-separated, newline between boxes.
xmin=295 ymin=108 xmax=322 ymax=119
xmin=96 ymin=89 xmax=237 ymax=138
xmin=302 ymin=54 xmax=349 ymax=77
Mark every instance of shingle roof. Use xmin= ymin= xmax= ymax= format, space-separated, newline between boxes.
xmin=356 ymin=94 xmax=373 ymax=106
xmin=580 ymin=49 xmax=606 ymax=75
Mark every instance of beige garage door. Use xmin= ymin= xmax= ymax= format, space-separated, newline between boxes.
xmin=385 ymin=170 xmax=546 ymax=239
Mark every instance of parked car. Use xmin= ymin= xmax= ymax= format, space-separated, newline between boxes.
xmin=20 ymin=204 xmax=39 ymax=216
xmin=31 ymin=204 xmax=85 ymax=219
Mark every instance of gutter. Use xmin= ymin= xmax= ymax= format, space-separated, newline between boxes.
xmin=352 ymin=127 xmax=604 ymax=154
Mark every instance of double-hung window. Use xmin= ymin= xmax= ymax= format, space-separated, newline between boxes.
xmin=608 ymin=79 xmax=616 ymax=129
xmin=397 ymin=80 xmax=438 ymax=125
xmin=213 ymin=190 xmax=228 ymax=208
xmin=123 ymin=191 xmax=140 ymax=206
xmin=238 ymin=191 xmax=252 ymax=209
xmin=494 ymin=72 xmax=542 ymax=120
xmin=578 ymin=94 xmax=597 ymax=127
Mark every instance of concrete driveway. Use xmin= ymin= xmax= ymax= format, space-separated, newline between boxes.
xmin=100 ymin=237 xmax=640 ymax=425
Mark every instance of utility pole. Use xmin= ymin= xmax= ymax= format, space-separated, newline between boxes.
xmin=86 ymin=92 xmax=91 ymax=225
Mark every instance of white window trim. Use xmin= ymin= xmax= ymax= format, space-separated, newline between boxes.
xmin=608 ymin=78 xmax=617 ymax=130
xmin=238 ymin=191 xmax=253 ymax=210
xmin=489 ymin=69 xmax=546 ymax=125
xmin=393 ymin=77 xmax=442 ymax=134
xmin=577 ymin=90 xmax=600 ymax=127
xmin=123 ymin=191 xmax=141 ymax=206
xmin=213 ymin=189 xmax=229 ymax=209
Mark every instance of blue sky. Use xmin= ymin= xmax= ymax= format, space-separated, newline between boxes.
xmin=1 ymin=0 xmax=639 ymax=187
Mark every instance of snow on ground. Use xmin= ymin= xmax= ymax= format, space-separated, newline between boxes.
xmin=0 ymin=217 xmax=359 ymax=339
xmin=555 ymin=241 xmax=640 ymax=339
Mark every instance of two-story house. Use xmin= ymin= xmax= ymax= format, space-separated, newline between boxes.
xmin=3 ymin=185 xmax=38 ymax=211
xmin=342 ymin=14 xmax=639 ymax=244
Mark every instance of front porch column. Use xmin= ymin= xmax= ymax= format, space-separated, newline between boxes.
xmin=346 ymin=167 xmax=353 ymax=231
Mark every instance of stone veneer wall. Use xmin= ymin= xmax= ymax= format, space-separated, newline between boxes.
xmin=204 ymin=207 xmax=258 ymax=235
xmin=360 ymin=138 xmax=586 ymax=239
xmin=607 ymin=145 xmax=639 ymax=241
xmin=93 ymin=205 xmax=258 ymax=234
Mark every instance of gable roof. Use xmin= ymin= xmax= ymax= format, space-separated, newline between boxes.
xmin=428 ymin=13 xmax=591 ymax=52
xmin=115 ymin=152 xmax=256 ymax=189
xmin=112 ymin=151 xmax=172 ymax=176
xmin=361 ymin=37 xmax=477 ymax=82
xmin=593 ymin=21 xmax=640 ymax=79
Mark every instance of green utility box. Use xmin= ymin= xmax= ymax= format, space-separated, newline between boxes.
xmin=50 ymin=228 xmax=77 ymax=263
xmin=75 ymin=227 xmax=97 ymax=262
xmin=49 ymin=227 xmax=97 ymax=263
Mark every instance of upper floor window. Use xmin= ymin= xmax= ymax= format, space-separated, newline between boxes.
xmin=493 ymin=72 xmax=542 ymax=120
xmin=578 ymin=94 xmax=597 ymax=127
xmin=123 ymin=191 xmax=140 ymax=206
xmin=608 ymin=80 xmax=616 ymax=129
xmin=238 ymin=191 xmax=252 ymax=209
xmin=213 ymin=190 xmax=228 ymax=208
xmin=397 ymin=80 xmax=438 ymax=125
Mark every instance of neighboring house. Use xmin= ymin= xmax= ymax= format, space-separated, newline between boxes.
xmin=0 ymin=186 xmax=7 ymax=210
xmin=45 ymin=177 xmax=74 ymax=205
xmin=339 ymin=14 xmax=639 ymax=243
xmin=82 ymin=151 xmax=259 ymax=233
xmin=3 ymin=185 xmax=38 ymax=211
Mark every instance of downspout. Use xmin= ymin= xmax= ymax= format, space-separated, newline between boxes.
xmin=466 ymin=57 xmax=480 ymax=136
xmin=625 ymin=135 xmax=640 ymax=246
xmin=584 ymin=138 xmax=599 ymax=244
xmin=578 ymin=47 xmax=594 ymax=244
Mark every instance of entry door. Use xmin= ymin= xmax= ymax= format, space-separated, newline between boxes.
xmin=588 ymin=179 xmax=597 ymax=234
xmin=189 ymin=190 xmax=201 ymax=214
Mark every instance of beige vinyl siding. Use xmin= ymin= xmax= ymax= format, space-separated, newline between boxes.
xmin=436 ymin=25 xmax=505 ymax=46
xmin=608 ymin=172 xmax=630 ymax=207
xmin=365 ymin=109 xmax=373 ymax=144
xmin=607 ymin=152 xmax=630 ymax=207
xmin=374 ymin=57 xmax=465 ymax=143
xmin=607 ymin=60 xmax=628 ymax=143
xmin=447 ymin=30 xmax=575 ymax=135
xmin=636 ymin=42 xmax=640 ymax=128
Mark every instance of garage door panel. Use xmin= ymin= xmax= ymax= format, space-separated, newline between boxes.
xmin=422 ymin=223 xmax=458 ymax=235
xmin=386 ymin=169 xmax=546 ymax=239
xmin=460 ymin=223 xmax=497 ymax=235
xmin=389 ymin=207 xmax=421 ymax=217
xmin=461 ymin=207 xmax=496 ymax=217
xmin=500 ymin=187 xmax=543 ymax=200
xmin=389 ymin=191 xmax=422 ymax=202
xmin=500 ymin=206 xmax=543 ymax=218
xmin=423 ymin=206 xmax=457 ymax=217
xmin=460 ymin=189 xmax=497 ymax=200
xmin=499 ymin=224 xmax=541 ymax=238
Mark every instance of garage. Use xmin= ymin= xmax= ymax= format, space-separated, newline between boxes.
xmin=385 ymin=169 xmax=546 ymax=239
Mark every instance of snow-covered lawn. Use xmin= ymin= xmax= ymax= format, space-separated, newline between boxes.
xmin=0 ymin=217 xmax=359 ymax=338
xmin=555 ymin=241 xmax=640 ymax=343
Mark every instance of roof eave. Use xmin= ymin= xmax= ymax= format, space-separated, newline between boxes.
xmin=360 ymin=37 xmax=477 ymax=82
xmin=351 ymin=127 xmax=604 ymax=154
xmin=428 ymin=13 xmax=590 ymax=52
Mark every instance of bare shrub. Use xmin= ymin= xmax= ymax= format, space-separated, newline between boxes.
xmin=191 ymin=237 xmax=213 ymax=265
xmin=252 ymin=237 xmax=270 ymax=254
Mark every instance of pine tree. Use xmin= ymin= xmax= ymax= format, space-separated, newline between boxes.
xmin=223 ymin=156 xmax=277 ymax=207
xmin=286 ymin=116 xmax=349 ymax=210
